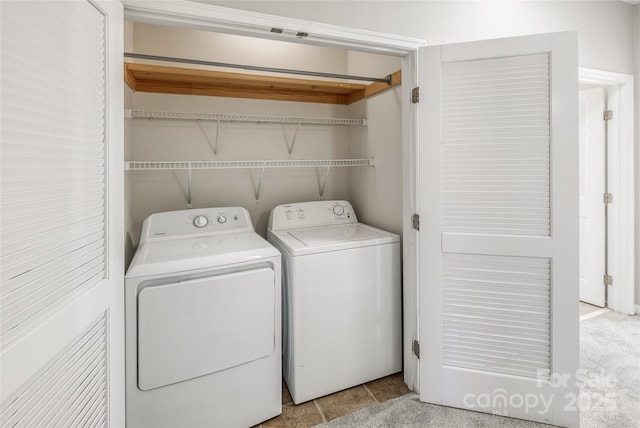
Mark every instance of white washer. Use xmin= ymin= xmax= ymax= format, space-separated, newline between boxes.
xmin=125 ymin=207 xmax=281 ymax=428
xmin=267 ymin=200 xmax=401 ymax=404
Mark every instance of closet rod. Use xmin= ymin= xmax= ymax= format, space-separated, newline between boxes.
xmin=124 ymin=53 xmax=392 ymax=84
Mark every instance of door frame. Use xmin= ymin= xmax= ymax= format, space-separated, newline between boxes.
xmin=579 ymin=68 xmax=635 ymax=315
xmin=121 ymin=0 xmax=425 ymax=391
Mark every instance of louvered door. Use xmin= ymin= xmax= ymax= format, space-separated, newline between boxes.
xmin=0 ymin=1 xmax=124 ymax=426
xmin=419 ymin=33 xmax=579 ymax=427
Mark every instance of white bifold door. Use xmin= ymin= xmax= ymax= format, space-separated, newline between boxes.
xmin=1 ymin=1 xmax=124 ymax=426
xmin=419 ymin=32 xmax=579 ymax=427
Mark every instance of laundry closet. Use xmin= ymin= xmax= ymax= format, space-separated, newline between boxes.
xmin=124 ymin=22 xmax=405 ymax=266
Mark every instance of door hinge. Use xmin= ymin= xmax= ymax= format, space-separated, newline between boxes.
xmin=603 ymin=192 xmax=613 ymax=204
xmin=411 ymin=87 xmax=419 ymax=103
xmin=412 ymin=340 xmax=420 ymax=359
xmin=412 ymin=213 xmax=420 ymax=231
xmin=603 ymin=274 xmax=613 ymax=286
xmin=603 ymin=110 xmax=613 ymax=121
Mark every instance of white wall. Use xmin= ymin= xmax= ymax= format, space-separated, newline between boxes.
xmin=125 ymin=24 xmax=400 ymax=247
xmin=128 ymin=93 xmax=352 ymax=242
xmin=208 ymin=1 xmax=636 ymax=74
xmin=347 ymin=52 xmax=402 ymax=234
xmin=132 ymin=22 xmax=350 ymax=75
xmin=348 ymin=88 xmax=402 ymax=235
xmin=349 ymin=52 xmax=402 ymax=235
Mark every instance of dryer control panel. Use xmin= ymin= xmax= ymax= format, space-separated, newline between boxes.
xmin=268 ymin=200 xmax=358 ymax=231
xmin=140 ymin=207 xmax=253 ymax=244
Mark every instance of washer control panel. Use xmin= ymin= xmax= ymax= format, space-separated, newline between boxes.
xmin=140 ymin=207 xmax=253 ymax=244
xmin=268 ymin=200 xmax=358 ymax=231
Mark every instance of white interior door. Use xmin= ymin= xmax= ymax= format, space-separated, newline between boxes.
xmin=579 ymin=87 xmax=606 ymax=307
xmin=419 ymin=32 xmax=579 ymax=427
xmin=1 ymin=1 xmax=124 ymax=426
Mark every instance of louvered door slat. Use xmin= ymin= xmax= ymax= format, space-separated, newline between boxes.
xmin=1 ymin=230 xmax=104 ymax=283
xmin=1 ymin=315 xmax=107 ymax=427
xmin=442 ymin=253 xmax=550 ymax=379
xmin=2 ymin=266 xmax=104 ymax=336
xmin=0 ymin=0 xmax=107 ymax=352
xmin=18 ymin=333 xmax=104 ymax=427
xmin=5 ymin=320 xmax=104 ymax=422
xmin=59 ymin=368 xmax=106 ymax=428
xmin=47 ymin=340 xmax=106 ymax=427
xmin=0 ymin=183 xmax=104 ymax=207
xmin=2 ymin=209 xmax=103 ymax=250
xmin=75 ymin=379 xmax=108 ymax=428
xmin=442 ymin=53 xmax=551 ymax=235
xmin=443 ymin=336 xmax=548 ymax=353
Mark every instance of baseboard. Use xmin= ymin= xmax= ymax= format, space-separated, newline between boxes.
xmin=580 ymin=308 xmax=611 ymax=321
xmin=635 ymin=304 xmax=640 ymax=316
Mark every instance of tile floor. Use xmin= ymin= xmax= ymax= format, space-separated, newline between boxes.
xmin=252 ymin=304 xmax=609 ymax=427
xmin=255 ymin=372 xmax=410 ymax=428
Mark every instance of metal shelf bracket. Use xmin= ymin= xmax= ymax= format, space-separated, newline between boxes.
xmin=317 ymin=163 xmax=333 ymax=200
xmin=283 ymin=122 xmax=302 ymax=154
xmin=186 ymin=165 xmax=193 ymax=208
xmin=196 ymin=119 xmax=220 ymax=155
xmin=249 ymin=162 xmax=267 ymax=202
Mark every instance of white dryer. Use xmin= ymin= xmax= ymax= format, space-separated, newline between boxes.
xmin=125 ymin=207 xmax=281 ymax=428
xmin=267 ymin=200 xmax=401 ymax=404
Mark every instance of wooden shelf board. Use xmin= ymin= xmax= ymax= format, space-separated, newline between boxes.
xmin=125 ymin=63 xmax=401 ymax=105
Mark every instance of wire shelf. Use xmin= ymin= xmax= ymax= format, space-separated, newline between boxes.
xmin=128 ymin=109 xmax=366 ymax=126
xmin=125 ymin=158 xmax=374 ymax=171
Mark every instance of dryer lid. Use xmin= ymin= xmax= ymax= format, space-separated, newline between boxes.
xmin=269 ymin=223 xmax=399 ymax=256
xmin=126 ymin=232 xmax=279 ymax=278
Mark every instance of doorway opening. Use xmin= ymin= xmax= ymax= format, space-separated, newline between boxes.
xmin=578 ymin=84 xmax=607 ymax=308
xmin=579 ymin=68 xmax=635 ymax=316
xmin=122 ymin=0 xmax=425 ymax=393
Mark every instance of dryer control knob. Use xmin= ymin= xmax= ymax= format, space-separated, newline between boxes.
xmin=193 ymin=215 xmax=209 ymax=228
xmin=332 ymin=205 xmax=345 ymax=215
xmin=217 ymin=215 xmax=227 ymax=224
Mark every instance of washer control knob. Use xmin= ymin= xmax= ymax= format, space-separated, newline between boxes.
xmin=285 ymin=210 xmax=293 ymax=219
xmin=333 ymin=205 xmax=345 ymax=215
xmin=193 ymin=215 xmax=209 ymax=228
xmin=217 ymin=215 xmax=227 ymax=224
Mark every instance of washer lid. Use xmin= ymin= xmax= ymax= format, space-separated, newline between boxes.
xmin=126 ymin=232 xmax=279 ymax=278
xmin=269 ymin=223 xmax=399 ymax=256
